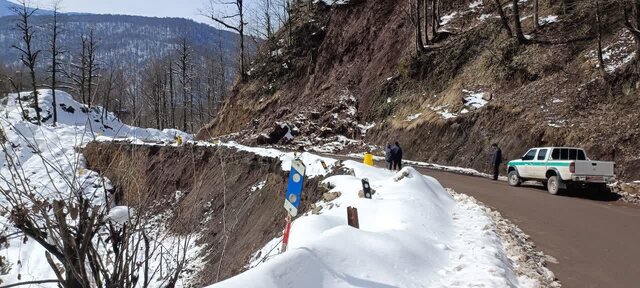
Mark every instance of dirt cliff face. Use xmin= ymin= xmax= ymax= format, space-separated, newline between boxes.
xmin=83 ymin=142 xmax=325 ymax=285
xmin=198 ymin=0 xmax=640 ymax=180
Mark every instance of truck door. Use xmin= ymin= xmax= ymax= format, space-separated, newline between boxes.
xmin=519 ymin=149 xmax=538 ymax=178
xmin=532 ymin=148 xmax=548 ymax=178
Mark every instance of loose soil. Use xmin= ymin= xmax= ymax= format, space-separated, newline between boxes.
xmin=83 ymin=142 xmax=326 ymax=286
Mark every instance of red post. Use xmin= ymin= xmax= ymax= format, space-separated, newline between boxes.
xmin=281 ymin=215 xmax=292 ymax=253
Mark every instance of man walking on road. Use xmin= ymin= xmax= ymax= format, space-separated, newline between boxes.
xmin=490 ymin=143 xmax=502 ymax=180
xmin=392 ymin=142 xmax=403 ymax=171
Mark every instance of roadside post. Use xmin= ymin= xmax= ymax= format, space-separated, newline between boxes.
xmin=320 ymin=159 xmax=328 ymax=170
xmin=347 ymin=207 xmax=360 ymax=228
xmin=363 ymin=152 xmax=374 ymax=166
xmin=281 ymin=159 xmax=306 ymax=253
xmin=361 ymin=178 xmax=372 ymax=199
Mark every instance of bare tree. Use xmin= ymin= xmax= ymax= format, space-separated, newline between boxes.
xmin=430 ymin=0 xmax=439 ymax=40
xmin=494 ymin=0 xmax=513 ymax=36
xmin=168 ymin=58 xmax=176 ymax=128
xmin=11 ymin=0 xmax=42 ymax=124
xmin=595 ymin=0 xmax=607 ymax=77
xmin=415 ymin=0 xmax=425 ymax=52
xmin=86 ymin=28 xmax=100 ymax=107
xmin=177 ymin=37 xmax=192 ymax=132
xmin=70 ymin=29 xmax=100 ymax=107
xmin=0 ymin=124 xmax=193 ymax=287
xmin=208 ymin=0 xmax=247 ymax=82
xmin=512 ymin=0 xmax=528 ymax=43
xmin=534 ymin=0 xmax=540 ymax=31
xmin=624 ymin=0 xmax=640 ymax=55
xmin=45 ymin=1 xmax=64 ymax=126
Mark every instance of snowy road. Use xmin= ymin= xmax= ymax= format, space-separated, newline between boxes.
xmin=412 ymin=167 xmax=640 ymax=288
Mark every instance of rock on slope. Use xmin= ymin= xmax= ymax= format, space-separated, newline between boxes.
xmin=198 ymin=0 xmax=640 ymax=180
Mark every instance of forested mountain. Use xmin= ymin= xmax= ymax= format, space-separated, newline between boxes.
xmin=0 ymin=13 xmax=242 ymax=70
xmin=0 ymin=2 xmax=255 ymax=133
xmin=0 ymin=0 xmax=51 ymax=17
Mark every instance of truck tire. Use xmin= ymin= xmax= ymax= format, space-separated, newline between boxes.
xmin=547 ymin=176 xmax=561 ymax=195
xmin=589 ymin=183 xmax=610 ymax=194
xmin=508 ymin=170 xmax=521 ymax=187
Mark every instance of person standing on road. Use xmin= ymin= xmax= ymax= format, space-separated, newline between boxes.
xmin=392 ymin=142 xmax=403 ymax=171
xmin=385 ymin=144 xmax=393 ymax=170
xmin=490 ymin=143 xmax=502 ymax=180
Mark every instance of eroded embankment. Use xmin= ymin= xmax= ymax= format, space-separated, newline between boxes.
xmin=83 ymin=142 xmax=325 ymax=286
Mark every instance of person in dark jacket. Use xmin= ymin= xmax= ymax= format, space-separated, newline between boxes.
xmin=392 ymin=142 xmax=403 ymax=171
xmin=490 ymin=143 xmax=502 ymax=180
xmin=384 ymin=144 xmax=393 ymax=170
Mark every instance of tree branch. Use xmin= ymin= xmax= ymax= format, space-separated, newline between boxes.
xmin=0 ymin=279 xmax=60 ymax=288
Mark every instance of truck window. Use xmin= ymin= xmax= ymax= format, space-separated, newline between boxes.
xmin=577 ymin=150 xmax=586 ymax=160
xmin=561 ymin=148 xmax=569 ymax=160
xmin=537 ymin=149 xmax=548 ymax=160
xmin=522 ymin=149 xmax=537 ymax=161
xmin=569 ymin=149 xmax=577 ymax=160
xmin=551 ymin=149 xmax=560 ymax=160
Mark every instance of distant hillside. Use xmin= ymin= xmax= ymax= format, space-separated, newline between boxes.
xmin=0 ymin=0 xmax=51 ymax=17
xmin=0 ymin=12 xmax=244 ymax=73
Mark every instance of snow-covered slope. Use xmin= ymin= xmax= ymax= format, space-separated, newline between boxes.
xmin=203 ymin=152 xmax=544 ymax=287
xmin=0 ymin=90 xmax=191 ymax=286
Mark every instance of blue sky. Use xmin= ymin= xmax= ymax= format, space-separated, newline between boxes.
xmin=9 ymin=0 xmax=252 ymax=25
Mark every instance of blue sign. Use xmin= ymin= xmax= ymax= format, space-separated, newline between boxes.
xmin=284 ymin=159 xmax=306 ymax=217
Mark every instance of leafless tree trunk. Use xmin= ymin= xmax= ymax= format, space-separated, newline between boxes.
xmin=86 ymin=28 xmax=99 ymax=108
xmin=534 ymin=0 xmax=540 ymax=31
xmin=11 ymin=0 xmax=42 ymax=124
xmin=494 ymin=0 xmax=513 ymax=36
xmin=208 ymin=0 xmax=247 ymax=82
xmin=430 ymin=0 xmax=439 ymax=40
xmin=415 ymin=0 xmax=425 ymax=52
xmin=177 ymin=37 xmax=191 ymax=132
xmin=595 ymin=0 xmax=607 ymax=77
xmin=47 ymin=1 xmax=63 ymax=126
xmin=624 ymin=0 xmax=640 ymax=55
xmin=168 ymin=59 xmax=176 ymax=128
xmin=102 ymin=70 xmax=115 ymax=124
xmin=512 ymin=0 xmax=528 ymax=43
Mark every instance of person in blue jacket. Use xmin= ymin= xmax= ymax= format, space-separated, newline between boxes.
xmin=385 ymin=144 xmax=393 ymax=170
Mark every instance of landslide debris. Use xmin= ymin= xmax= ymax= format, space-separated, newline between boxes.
xmin=83 ymin=142 xmax=326 ymax=285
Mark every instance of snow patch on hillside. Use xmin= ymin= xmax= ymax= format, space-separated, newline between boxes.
xmin=588 ymin=29 xmax=636 ymax=73
xmin=462 ymin=89 xmax=488 ymax=109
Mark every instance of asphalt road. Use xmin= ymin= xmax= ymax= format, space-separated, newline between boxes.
xmin=414 ymin=167 xmax=640 ymax=288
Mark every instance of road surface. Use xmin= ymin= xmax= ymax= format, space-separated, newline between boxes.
xmin=331 ymin=155 xmax=640 ymax=287
xmin=415 ymin=167 xmax=640 ymax=288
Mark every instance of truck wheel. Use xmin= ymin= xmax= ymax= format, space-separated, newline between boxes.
xmin=508 ymin=170 xmax=521 ymax=187
xmin=547 ymin=176 xmax=561 ymax=195
xmin=590 ymin=183 xmax=610 ymax=194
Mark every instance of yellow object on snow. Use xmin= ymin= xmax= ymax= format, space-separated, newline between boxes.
xmin=363 ymin=153 xmax=374 ymax=166
xmin=176 ymin=135 xmax=183 ymax=145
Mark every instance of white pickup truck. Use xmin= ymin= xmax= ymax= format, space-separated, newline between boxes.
xmin=507 ymin=147 xmax=615 ymax=195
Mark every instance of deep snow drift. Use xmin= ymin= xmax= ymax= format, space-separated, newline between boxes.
xmin=204 ymin=145 xmax=546 ymax=288
xmin=0 ymin=90 xmax=554 ymax=287
xmin=0 ymin=90 xmax=192 ymax=286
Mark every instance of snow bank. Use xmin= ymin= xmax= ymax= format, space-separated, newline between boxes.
xmin=211 ymin=141 xmax=338 ymax=178
xmin=0 ymin=90 xmax=195 ymax=286
xmin=208 ymin=161 xmax=537 ymax=287
xmin=348 ymin=152 xmax=509 ymax=181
